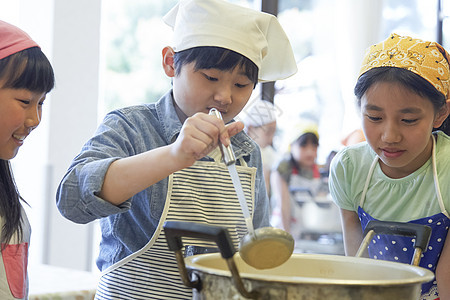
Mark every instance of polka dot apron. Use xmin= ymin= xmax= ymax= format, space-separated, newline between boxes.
xmin=358 ymin=136 xmax=449 ymax=300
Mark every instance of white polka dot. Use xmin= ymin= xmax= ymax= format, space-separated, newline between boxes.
xmin=372 ymin=240 xmax=377 ymax=244
xmin=429 ymin=246 xmax=433 ymax=251
xmin=385 ymin=246 xmax=389 ymax=251
xmin=428 ymin=264 xmax=433 ymax=268
xmin=437 ymin=238 xmax=442 ymax=242
xmin=377 ymin=235 xmax=380 ymax=240
xmin=411 ymin=238 xmax=415 ymax=243
xmin=394 ymin=256 xmax=399 ymax=260
xmin=402 ymin=248 xmax=408 ymax=252
xmin=374 ymin=255 xmax=378 ymax=259
xmin=428 ymin=219 xmax=433 ymax=223
xmin=437 ymin=222 xmax=441 ymax=226
xmin=391 ymin=240 xmax=396 ymax=245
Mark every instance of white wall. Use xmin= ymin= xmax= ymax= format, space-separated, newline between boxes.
xmin=47 ymin=0 xmax=102 ymax=271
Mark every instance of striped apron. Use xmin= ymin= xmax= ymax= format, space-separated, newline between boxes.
xmin=95 ymin=158 xmax=256 ymax=299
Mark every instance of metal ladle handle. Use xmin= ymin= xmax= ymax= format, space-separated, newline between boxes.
xmin=208 ymin=108 xmax=236 ymax=166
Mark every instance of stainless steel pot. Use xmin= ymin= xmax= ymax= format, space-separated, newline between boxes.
xmin=164 ymin=221 xmax=434 ymax=300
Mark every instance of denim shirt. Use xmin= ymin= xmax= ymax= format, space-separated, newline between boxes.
xmin=56 ymin=90 xmax=270 ymax=271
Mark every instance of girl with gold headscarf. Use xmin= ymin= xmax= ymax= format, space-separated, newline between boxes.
xmin=329 ymin=34 xmax=450 ymax=300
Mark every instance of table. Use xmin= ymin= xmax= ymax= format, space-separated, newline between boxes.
xmin=28 ymin=263 xmax=99 ymax=300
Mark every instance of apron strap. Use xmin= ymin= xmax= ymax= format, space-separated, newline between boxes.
xmin=359 ymin=155 xmax=378 ymax=207
xmin=360 ymin=134 xmax=448 ymax=217
xmin=432 ymin=135 xmax=449 ymax=217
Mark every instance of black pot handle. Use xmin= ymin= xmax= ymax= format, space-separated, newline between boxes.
xmin=164 ymin=221 xmax=236 ymax=258
xmin=164 ymin=221 xmax=258 ymax=299
xmin=357 ymin=220 xmax=432 ymax=265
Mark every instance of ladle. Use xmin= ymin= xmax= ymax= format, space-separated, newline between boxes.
xmin=209 ymin=108 xmax=294 ymax=269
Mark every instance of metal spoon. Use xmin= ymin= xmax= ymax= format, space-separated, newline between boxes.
xmin=209 ymin=108 xmax=294 ymax=269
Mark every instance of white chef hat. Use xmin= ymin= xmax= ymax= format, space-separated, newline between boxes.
xmin=163 ymin=0 xmax=298 ymax=82
xmin=238 ymin=99 xmax=278 ymax=127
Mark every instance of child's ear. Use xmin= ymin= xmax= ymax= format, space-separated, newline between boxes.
xmin=162 ymin=46 xmax=176 ymax=77
xmin=434 ymin=99 xmax=450 ymax=128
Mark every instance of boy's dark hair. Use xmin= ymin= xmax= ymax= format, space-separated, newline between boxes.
xmin=354 ymin=67 xmax=449 ymax=135
xmin=0 ymin=47 xmax=54 ymax=249
xmin=173 ymin=46 xmax=259 ymax=86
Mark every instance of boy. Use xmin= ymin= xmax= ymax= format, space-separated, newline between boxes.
xmin=56 ymin=0 xmax=297 ymax=298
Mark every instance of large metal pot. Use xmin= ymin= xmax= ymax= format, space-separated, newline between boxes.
xmin=164 ymin=221 xmax=434 ymax=300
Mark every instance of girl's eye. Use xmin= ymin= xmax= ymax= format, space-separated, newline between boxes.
xmin=402 ymin=118 xmax=418 ymax=124
xmin=365 ymin=114 xmax=381 ymax=121
xmin=203 ymin=74 xmax=218 ymax=82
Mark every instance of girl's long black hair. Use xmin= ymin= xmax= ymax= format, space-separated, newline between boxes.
xmin=0 ymin=47 xmax=54 ymax=248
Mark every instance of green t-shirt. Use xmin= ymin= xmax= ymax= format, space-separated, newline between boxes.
xmin=329 ymin=131 xmax=450 ymax=222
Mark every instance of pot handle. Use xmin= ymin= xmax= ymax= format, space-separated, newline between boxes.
xmin=356 ymin=220 xmax=432 ymax=266
xmin=164 ymin=221 xmax=259 ymax=299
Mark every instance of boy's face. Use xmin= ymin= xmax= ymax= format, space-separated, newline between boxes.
xmin=163 ymin=47 xmax=254 ymax=123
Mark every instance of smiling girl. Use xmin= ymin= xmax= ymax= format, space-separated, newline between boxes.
xmin=329 ymin=34 xmax=450 ymax=300
xmin=0 ymin=20 xmax=54 ymax=299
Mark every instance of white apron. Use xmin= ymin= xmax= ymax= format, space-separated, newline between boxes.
xmin=95 ymin=159 xmax=256 ymax=299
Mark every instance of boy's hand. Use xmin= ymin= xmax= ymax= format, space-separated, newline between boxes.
xmin=170 ymin=112 xmax=244 ymax=168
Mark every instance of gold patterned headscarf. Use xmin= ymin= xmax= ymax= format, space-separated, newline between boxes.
xmin=359 ymin=33 xmax=450 ymax=99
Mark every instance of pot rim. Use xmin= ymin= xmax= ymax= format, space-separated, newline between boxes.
xmin=185 ymin=252 xmax=435 ymax=286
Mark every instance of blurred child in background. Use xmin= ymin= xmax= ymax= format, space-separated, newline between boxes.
xmin=270 ymin=124 xmax=320 ymax=239
xmin=239 ymin=99 xmax=278 ymax=195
